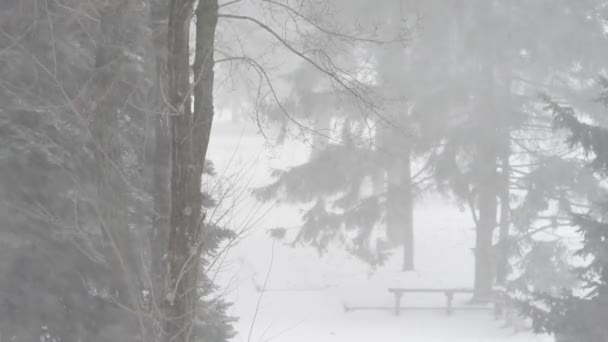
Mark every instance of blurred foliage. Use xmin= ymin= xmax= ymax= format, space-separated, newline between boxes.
xmin=0 ymin=0 xmax=234 ymax=341
xmin=519 ymin=92 xmax=608 ymax=342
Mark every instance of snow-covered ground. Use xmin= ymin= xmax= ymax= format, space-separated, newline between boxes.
xmin=207 ymin=121 xmax=552 ymax=342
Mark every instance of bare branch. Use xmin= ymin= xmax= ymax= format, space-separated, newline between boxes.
xmin=219 ymin=0 xmax=242 ymax=8
xmin=216 ymin=55 xmax=338 ymax=143
xmin=247 ymin=238 xmax=275 ymax=342
xmin=262 ymin=0 xmax=409 ymax=45
xmin=218 ymin=13 xmax=413 ymax=140
xmin=218 ymin=14 xmax=376 ymax=108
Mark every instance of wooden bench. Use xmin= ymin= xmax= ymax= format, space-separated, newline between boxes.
xmin=388 ymin=288 xmax=484 ymax=316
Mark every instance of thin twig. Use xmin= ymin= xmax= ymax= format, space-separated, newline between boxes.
xmin=247 ymin=237 xmax=275 ymax=342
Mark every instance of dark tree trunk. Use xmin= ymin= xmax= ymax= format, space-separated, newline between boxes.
xmin=162 ymin=0 xmax=218 ymax=341
xmin=162 ymin=0 xmax=195 ymax=339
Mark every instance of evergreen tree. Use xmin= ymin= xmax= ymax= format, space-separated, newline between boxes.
xmin=0 ymin=1 xmax=236 ymax=340
xmin=252 ymin=2 xmax=420 ymax=269
xmin=521 ymin=92 xmax=608 ymax=342
xmin=0 ymin=1 xmax=151 ymax=339
xmin=408 ymin=0 xmax=608 ymax=302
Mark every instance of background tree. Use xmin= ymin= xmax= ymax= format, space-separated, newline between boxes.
xmin=251 ymin=0 xmax=419 ymax=270
xmin=252 ymin=0 xmax=608 ymax=304
xmin=407 ymin=0 xmax=608 ymax=302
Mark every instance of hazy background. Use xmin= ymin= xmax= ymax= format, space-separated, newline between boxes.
xmin=1 ymin=0 xmax=607 ymax=341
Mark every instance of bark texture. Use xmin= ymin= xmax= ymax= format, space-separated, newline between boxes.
xmin=162 ymin=0 xmax=218 ymax=341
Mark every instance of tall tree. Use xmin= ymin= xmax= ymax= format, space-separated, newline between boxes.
xmin=161 ymin=0 xmax=386 ymax=339
xmin=90 ymin=0 xmax=147 ymax=322
xmin=522 ymin=93 xmax=608 ymax=342
xmin=252 ymin=1 xmax=417 ymax=269
xmin=161 ymin=0 xmax=219 ymax=340
xmin=408 ymin=0 xmax=608 ymax=302
xmin=0 ymin=0 xmax=158 ymax=339
xmin=376 ymin=20 xmax=416 ymax=270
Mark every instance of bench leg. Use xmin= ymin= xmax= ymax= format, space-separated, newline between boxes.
xmin=445 ymin=292 xmax=454 ymax=316
xmin=394 ymin=294 xmax=402 ymax=316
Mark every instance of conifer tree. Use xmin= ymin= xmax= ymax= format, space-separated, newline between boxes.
xmin=521 ymin=91 xmax=608 ymax=342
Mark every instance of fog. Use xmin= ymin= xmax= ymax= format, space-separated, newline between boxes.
xmin=1 ymin=0 xmax=607 ymax=341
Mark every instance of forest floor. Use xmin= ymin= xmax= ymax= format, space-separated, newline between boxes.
xmin=208 ymin=121 xmax=552 ymax=342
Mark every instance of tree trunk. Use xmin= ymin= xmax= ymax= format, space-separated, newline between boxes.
xmin=492 ymin=152 xmax=510 ymax=317
xmin=493 ymin=74 xmax=513 ymax=317
xmin=495 ymin=126 xmax=511 ymax=287
xmin=377 ymin=38 xmax=415 ymax=271
xmin=473 ymin=152 xmax=497 ymax=302
xmin=472 ymin=65 xmax=499 ymax=303
xmin=386 ymin=141 xmax=414 ymax=271
xmin=380 ymin=117 xmax=414 ymax=271
xmin=162 ymin=0 xmax=218 ymax=341
xmin=401 ymin=147 xmax=414 ymax=272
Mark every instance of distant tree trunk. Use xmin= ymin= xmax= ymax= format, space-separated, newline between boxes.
xmin=386 ymin=144 xmax=414 ymax=271
xmin=472 ymin=66 xmax=499 ymax=303
xmin=377 ymin=38 xmax=415 ymax=271
xmin=495 ymin=165 xmax=510 ymax=286
xmin=162 ymin=0 xmax=218 ymax=341
xmin=401 ymin=146 xmax=414 ymax=272
xmin=493 ymin=76 xmax=512 ymax=317
xmin=495 ymin=80 xmax=512 ymax=288
xmin=381 ymin=121 xmax=414 ymax=271
xmin=473 ymin=151 xmax=497 ymax=302
xmin=492 ymin=151 xmax=510 ymax=316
